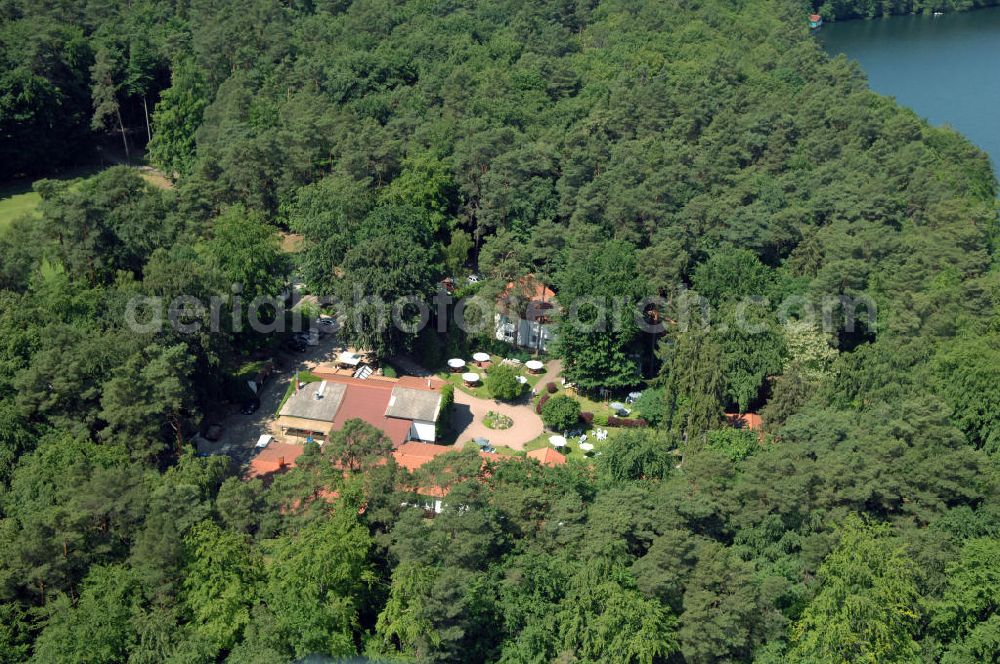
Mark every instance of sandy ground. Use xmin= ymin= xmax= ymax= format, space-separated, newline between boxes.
xmin=450 ymin=388 xmax=545 ymax=450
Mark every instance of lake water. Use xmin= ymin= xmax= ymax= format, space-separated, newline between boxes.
xmin=819 ymin=8 xmax=1000 ymax=168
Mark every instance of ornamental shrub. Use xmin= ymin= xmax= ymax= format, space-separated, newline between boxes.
xmin=541 ymin=395 xmax=581 ymax=431
xmin=486 ymin=364 xmax=521 ymax=401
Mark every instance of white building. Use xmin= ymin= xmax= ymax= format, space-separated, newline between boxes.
xmin=494 ymin=277 xmax=557 ymax=352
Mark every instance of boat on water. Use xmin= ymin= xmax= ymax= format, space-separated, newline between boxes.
xmin=809 ymin=13 xmax=823 ymax=29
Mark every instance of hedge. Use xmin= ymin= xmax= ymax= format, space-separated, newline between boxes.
xmin=607 ymin=416 xmax=648 ymax=428
xmin=535 ymin=393 xmax=550 ymax=414
xmin=439 ymin=383 xmax=455 ymax=432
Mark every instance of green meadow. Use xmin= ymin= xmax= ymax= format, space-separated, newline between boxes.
xmin=0 ymin=184 xmax=41 ymax=232
xmin=0 ymin=165 xmax=106 ymax=233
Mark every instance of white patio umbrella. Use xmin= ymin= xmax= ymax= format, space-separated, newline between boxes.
xmin=461 ymin=372 xmax=481 ymax=385
xmin=579 ymin=442 xmax=595 ymax=453
xmin=472 ymin=352 xmax=490 ymax=363
xmin=515 ymin=376 xmax=528 ymax=384
xmin=548 ymin=435 xmax=567 ymax=448
xmin=525 ymin=359 xmax=545 ymax=373
xmin=447 ymin=358 xmax=466 ymax=371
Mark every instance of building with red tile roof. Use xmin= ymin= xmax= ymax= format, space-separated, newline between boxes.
xmin=392 ymin=442 xmax=505 ymax=511
xmin=245 ymin=442 xmax=305 ymax=482
xmin=277 ymin=373 xmax=443 ymax=447
xmin=501 ymin=277 xmax=557 ymax=312
xmin=496 ymin=275 xmax=557 ymax=351
xmin=726 ymin=413 xmax=763 ymax=431
xmin=246 ymin=438 xmax=565 ymax=514
xmin=392 ymin=441 xmax=454 ymax=471
xmin=526 ymin=447 xmax=567 ymax=467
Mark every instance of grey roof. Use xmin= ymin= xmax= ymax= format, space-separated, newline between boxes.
xmin=385 ymin=387 xmax=442 ymax=422
xmin=279 ymin=381 xmax=346 ymax=422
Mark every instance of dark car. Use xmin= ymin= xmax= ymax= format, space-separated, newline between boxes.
xmin=284 ymin=337 xmax=307 ymax=353
xmin=241 ymin=399 xmax=260 ymax=415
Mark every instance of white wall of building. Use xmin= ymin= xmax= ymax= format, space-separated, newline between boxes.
xmin=494 ymin=314 xmax=554 ymax=352
xmin=410 ymin=420 xmax=437 ymax=442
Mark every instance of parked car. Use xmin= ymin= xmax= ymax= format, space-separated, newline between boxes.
xmin=241 ymin=399 xmax=260 ymax=415
xmin=295 ymin=330 xmax=320 ymax=346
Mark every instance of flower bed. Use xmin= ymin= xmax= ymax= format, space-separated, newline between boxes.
xmin=483 ymin=410 xmax=514 ymax=430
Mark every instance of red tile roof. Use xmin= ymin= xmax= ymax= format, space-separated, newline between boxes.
xmin=245 ymin=442 xmax=305 ymax=482
xmin=392 ymin=442 xmax=505 ymax=498
xmin=392 ymin=442 xmax=454 ymax=471
xmin=247 ymin=440 xmax=560 ymax=507
xmin=527 ymin=447 xmax=567 ymax=466
xmin=308 ymin=373 xmax=442 ymax=447
xmin=726 ymin=413 xmax=763 ymax=431
xmin=502 ymin=277 xmax=556 ymax=304
xmin=397 ymin=374 xmax=447 ymax=390
xmin=499 ymin=277 xmax=557 ymax=323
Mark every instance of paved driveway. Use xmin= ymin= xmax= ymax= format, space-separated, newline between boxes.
xmin=450 ymin=389 xmax=544 ymax=451
xmin=196 ymin=331 xmax=345 ymax=465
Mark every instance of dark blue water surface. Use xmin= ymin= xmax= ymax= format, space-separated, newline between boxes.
xmin=819 ymin=8 xmax=1000 ymax=168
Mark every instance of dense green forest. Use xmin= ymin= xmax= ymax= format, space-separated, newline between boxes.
xmin=1 ymin=0 xmax=1000 ymax=661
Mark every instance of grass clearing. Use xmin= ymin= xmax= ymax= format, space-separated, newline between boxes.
xmin=0 ymin=188 xmax=41 ymax=232
xmin=0 ymin=164 xmax=159 ymax=234
xmin=138 ymin=169 xmax=174 ymax=190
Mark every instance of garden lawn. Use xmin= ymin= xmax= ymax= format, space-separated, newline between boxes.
xmin=437 ymin=354 xmax=535 ymax=400
xmin=523 ymin=387 xmax=650 ymax=463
